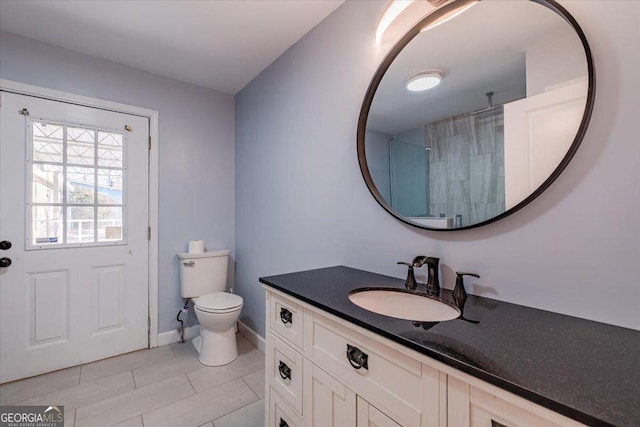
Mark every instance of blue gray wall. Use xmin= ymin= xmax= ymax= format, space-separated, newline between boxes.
xmin=235 ymin=0 xmax=640 ymax=336
xmin=0 ymin=31 xmax=235 ymax=333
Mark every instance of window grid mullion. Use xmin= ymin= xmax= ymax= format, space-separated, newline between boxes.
xmin=62 ymin=124 xmax=68 ymax=245
xmin=94 ymin=127 xmax=99 ymax=243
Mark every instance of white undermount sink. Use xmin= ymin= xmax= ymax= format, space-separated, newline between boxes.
xmin=348 ymin=288 xmax=461 ymax=322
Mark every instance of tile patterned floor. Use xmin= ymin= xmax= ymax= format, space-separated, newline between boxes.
xmin=0 ymin=335 xmax=265 ymax=427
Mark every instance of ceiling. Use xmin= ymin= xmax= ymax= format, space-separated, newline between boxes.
xmin=0 ymin=0 xmax=344 ymax=94
xmin=368 ymin=1 xmax=582 ymax=135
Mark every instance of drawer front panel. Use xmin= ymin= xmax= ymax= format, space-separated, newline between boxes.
xmin=469 ymin=386 xmax=583 ymax=427
xmin=268 ymin=333 xmax=304 ymax=414
xmin=270 ymin=292 xmax=304 ymax=350
xmin=310 ymin=313 xmax=422 ymax=427
xmin=270 ymin=387 xmax=302 ymax=427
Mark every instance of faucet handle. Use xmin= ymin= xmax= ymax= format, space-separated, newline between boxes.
xmin=412 ymin=255 xmax=428 ymax=267
xmin=456 ymin=271 xmax=480 ymax=279
xmin=453 ymin=272 xmax=480 ymax=303
xmin=397 ymin=261 xmax=418 ymax=290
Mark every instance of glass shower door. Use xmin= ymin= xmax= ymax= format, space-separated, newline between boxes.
xmin=389 ymin=139 xmax=428 ymax=217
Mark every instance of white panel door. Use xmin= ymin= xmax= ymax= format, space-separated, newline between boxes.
xmin=503 ymin=79 xmax=587 ymax=209
xmin=0 ymin=91 xmax=149 ymax=383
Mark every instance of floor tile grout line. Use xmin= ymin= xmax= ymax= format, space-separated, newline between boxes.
xmin=210 ymin=396 xmax=263 ymax=425
xmin=131 ymin=369 xmax=138 ymax=389
xmin=74 ymin=373 xmax=194 ymax=425
xmin=1 ymin=371 xmax=83 ymax=406
xmin=80 ymin=349 xmax=178 ymax=385
xmin=3 ymin=340 xmax=264 ymax=425
xmin=6 ymin=372 xmax=84 ymax=406
xmin=207 ymin=397 xmax=261 ymax=427
xmin=11 ymin=367 xmax=143 ymax=410
xmin=240 ymin=376 xmax=261 ymax=400
xmin=137 ymin=376 xmax=200 ymax=424
xmin=136 ymin=375 xmax=260 ymax=424
xmin=185 ymin=372 xmax=198 ymax=394
xmin=91 ymin=380 xmax=197 ymax=427
xmin=169 ymin=342 xmax=184 ymax=357
xmin=189 ymin=368 xmax=264 ymax=395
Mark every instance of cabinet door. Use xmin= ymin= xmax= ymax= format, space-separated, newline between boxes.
xmin=357 ymin=396 xmax=402 ymax=427
xmin=270 ymin=386 xmax=303 ymax=427
xmin=304 ymin=362 xmax=356 ymax=427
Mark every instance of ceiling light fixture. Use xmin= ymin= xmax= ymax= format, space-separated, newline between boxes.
xmin=376 ymin=0 xmax=414 ymax=44
xmin=405 ymin=70 xmax=443 ymax=92
xmin=376 ymin=0 xmax=478 ymax=45
xmin=421 ymin=1 xmax=478 ymax=33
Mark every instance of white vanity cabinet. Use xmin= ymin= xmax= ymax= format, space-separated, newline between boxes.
xmin=446 ymin=376 xmax=585 ymax=427
xmin=357 ymin=396 xmax=403 ymax=427
xmin=305 ymin=362 xmax=356 ymax=426
xmin=264 ymin=288 xmax=585 ymax=427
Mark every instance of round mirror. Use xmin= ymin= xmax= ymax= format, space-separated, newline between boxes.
xmin=358 ymin=0 xmax=594 ymax=230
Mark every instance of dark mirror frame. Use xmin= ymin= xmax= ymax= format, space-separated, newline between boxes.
xmin=357 ymin=0 xmax=595 ymax=231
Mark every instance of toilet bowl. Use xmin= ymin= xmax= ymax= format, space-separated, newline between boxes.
xmin=191 ymin=292 xmax=243 ymax=366
xmin=177 ymin=249 xmax=243 ymax=366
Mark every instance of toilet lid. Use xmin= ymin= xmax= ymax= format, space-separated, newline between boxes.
xmin=194 ymin=292 xmax=243 ymax=312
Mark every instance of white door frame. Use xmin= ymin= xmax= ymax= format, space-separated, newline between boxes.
xmin=0 ymin=79 xmax=160 ymax=348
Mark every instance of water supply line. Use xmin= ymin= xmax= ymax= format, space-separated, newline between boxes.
xmin=176 ymin=300 xmax=189 ymax=343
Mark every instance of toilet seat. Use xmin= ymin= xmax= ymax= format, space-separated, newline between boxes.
xmin=194 ymin=292 xmax=243 ymax=314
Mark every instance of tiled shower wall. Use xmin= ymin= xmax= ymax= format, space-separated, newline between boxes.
xmin=426 ymin=110 xmax=505 ymax=226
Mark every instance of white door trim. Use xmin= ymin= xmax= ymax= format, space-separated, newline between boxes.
xmin=0 ymin=78 xmax=160 ymax=348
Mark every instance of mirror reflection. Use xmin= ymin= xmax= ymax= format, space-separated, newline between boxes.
xmin=363 ymin=0 xmax=590 ymax=229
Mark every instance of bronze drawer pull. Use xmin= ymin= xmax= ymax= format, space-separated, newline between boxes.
xmin=280 ymin=307 xmax=293 ymax=325
xmin=278 ymin=360 xmax=291 ymax=381
xmin=346 ymin=344 xmax=369 ymax=370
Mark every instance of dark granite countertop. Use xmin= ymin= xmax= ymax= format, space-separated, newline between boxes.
xmin=259 ymin=266 xmax=640 ymax=427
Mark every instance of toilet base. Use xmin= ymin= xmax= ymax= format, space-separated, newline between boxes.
xmin=192 ymin=326 xmax=238 ymax=366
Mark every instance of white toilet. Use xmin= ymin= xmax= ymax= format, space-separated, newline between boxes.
xmin=177 ymin=249 xmax=243 ymax=366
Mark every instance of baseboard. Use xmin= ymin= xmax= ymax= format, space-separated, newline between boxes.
xmin=157 ymin=322 xmax=264 ymax=351
xmin=157 ymin=325 xmax=200 ymax=347
xmin=238 ymin=321 xmax=265 ymax=352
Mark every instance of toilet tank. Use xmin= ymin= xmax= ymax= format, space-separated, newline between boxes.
xmin=177 ymin=249 xmax=230 ymax=298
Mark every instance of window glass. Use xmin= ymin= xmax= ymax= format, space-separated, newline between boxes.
xmin=28 ymin=121 xmax=126 ymax=248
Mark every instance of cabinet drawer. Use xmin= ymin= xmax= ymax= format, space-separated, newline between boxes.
xmin=469 ymin=386 xmax=584 ymax=427
xmin=269 ymin=386 xmax=302 ymax=427
xmin=309 ymin=312 xmax=422 ymax=427
xmin=270 ymin=292 xmax=304 ymax=350
xmin=267 ymin=334 xmax=304 ymax=414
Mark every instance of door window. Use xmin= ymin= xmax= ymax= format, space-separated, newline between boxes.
xmin=28 ymin=120 xmax=126 ymax=248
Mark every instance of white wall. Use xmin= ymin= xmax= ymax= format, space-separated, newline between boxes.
xmin=526 ymin=29 xmax=587 ymax=96
xmin=236 ymin=0 xmax=640 ymax=336
xmin=0 ymin=31 xmax=236 ymax=334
